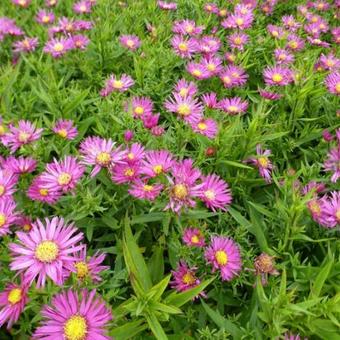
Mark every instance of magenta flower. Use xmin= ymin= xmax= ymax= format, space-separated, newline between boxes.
xmin=186 ymin=62 xmax=210 ymax=80
xmin=73 ymin=0 xmax=92 ymax=14
xmin=307 ymin=37 xmax=330 ymax=47
xmin=46 ymin=0 xmax=58 ymax=6
xmin=182 ymin=227 xmax=205 ymax=247
xmin=0 ymin=280 xmax=29 ymax=329
xmin=248 ymin=144 xmax=273 ymax=183
xmin=222 ymin=12 xmax=254 ymax=30
xmin=324 ymin=71 xmax=340 ymax=96
xmin=157 ymin=1 xmax=177 ymax=10
xmin=27 ymin=176 xmax=62 ymax=204
xmin=219 ymin=65 xmax=248 ymax=88
xmin=324 ymin=144 xmax=340 ymax=182
xmin=205 ymin=236 xmax=242 ymax=281
xmin=80 ymin=136 xmax=126 ymax=177
xmin=286 ymin=34 xmax=305 ymax=51
xmin=259 ymin=89 xmax=283 ymax=100
xmin=301 ymin=181 xmax=326 ymax=197
xmin=228 ymin=32 xmax=249 ymax=51
xmin=331 ymin=27 xmax=340 ymax=44
xmin=40 ymin=156 xmax=85 ymax=193
xmin=263 ymin=65 xmax=293 ymax=86
xmin=165 ymin=93 xmax=203 ymax=124
xmin=141 ymin=150 xmax=174 ymax=178
xmin=100 ymin=73 xmax=134 ymax=95
xmin=12 ymin=0 xmax=31 ymax=7
xmin=43 ymin=37 xmax=74 ymax=58
xmin=0 ymin=198 xmax=17 ymax=237
xmin=33 ymin=289 xmax=112 ymax=339
xmin=15 ymin=215 xmax=33 ymax=232
xmin=198 ymin=35 xmax=221 ymax=54
xmin=282 ymin=15 xmax=301 ymax=32
xmin=124 ymin=143 xmax=145 ymax=164
xmin=142 ymin=112 xmax=160 ymax=129
xmin=13 ymin=37 xmax=38 ymax=53
xmin=218 ymin=97 xmax=248 ymax=115
xmin=128 ymin=180 xmax=163 ymax=201
xmin=72 ymin=34 xmax=90 ymax=50
xmin=3 ymin=156 xmax=37 ymax=174
xmin=52 ymin=119 xmax=78 ymax=140
xmin=319 ymin=192 xmax=340 ymax=228
xmin=171 ymin=261 xmax=202 ymax=293
xmin=66 ymin=246 xmax=108 ymax=282
xmin=119 ymin=34 xmax=141 ymax=51
xmin=9 ymin=217 xmax=84 ymax=287
xmin=130 ymin=96 xmax=153 ymax=118
xmin=201 ymin=92 xmax=218 ymax=108
xmin=201 ymin=55 xmax=223 ymax=76
xmin=274 ymin=48 xmax=295 ymax=64
xmin=267 ymin=24 xmax=285 ymax=39
xmin=111 ymin=162 xmax=142 ymax=184
xmin=172 ymin=19 xmax=204 ymax=36
xmin=191 ymin=118 xmax=218 ymax=139
xmin=2 ymin=120 xmax=43 ymax=153
xmin=195 ymin=174 xmax=232 ymax=211
xmin=0 ymin=169 xmax=17 ymax=199
xmin=171 ymin=35 xmax=198 ymax=58
xmin=204 ymin=3 xmax=219 ymax=13
xmin=36 ymin=10 xmax=55 ymax=25
xmin=174 ymin=79 xmax=198 ymax=98
xmin=319 ymin=53 xmax=340 ymax=71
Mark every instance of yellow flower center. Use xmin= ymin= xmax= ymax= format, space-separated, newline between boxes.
xmin=8 ymin=288 xmax=22 ymax=305
xmin=335 ymin=209 xmax=340 ymax=221
xmin=134 ymin=106 xmax=144 ymax=115
xmin=0 ymin=185 xmax=5 ymax=196
xmin=127 ymin=152 xmax=135 ymax=160
xmin=228 ymin=105 xmax=238 ymax=113
xmin=39 ymin=188 xmax=49 ymax=196
xmin=186 ymin=24 xmax=194 ymax=33
xmin=42 ymin=15 xmax=50 ymax=23
xmin=219 ymin=9 xmax=227 ymax=16
xmin=113 ymin=80 xmax=123 ymax=89
xmin=179 ymin=88 xmax=189 ymax=97
xmin=234 ymin=37 xmax=242 ymax=45
xmin=326 ymin=60 xmax=335 ymax=67
xmin=207 ymin=63 xmax=216 ymax=71
xmin=309 ymin=200 xmax=321 ymax=215
xmin=289 ymin=41 xmax=298 ymax=49
xmin=178 ymin=43 xmax=188 ymax=52
xmin=223 ymin=76 xmax=231 ymax=84
xmin=278 ymin=54 xmax=286 ymax=60
xmin=96 ymin=152 xmax=111 ymax=165
xmin=272 ymin=30 xmax=279 ymax=37
xmin=58 ymin=172 xmax=72 ymax=186
xmin=19 ymin=0 xmax=26 ymax=5
xmin=204 ymin=189 xmax=215 ymax=200
xmin=0 ymin=213 xmax=6 ymax=227
xmin=57 ymin=129 xmax=68 ymax=138
xmin=35 ymin=241 xmax=59 ymax=263
xmin=64 ymin=315 xmax=88 ymax=340
xmin=53 ymin=43 xmax=64 ymax=52
xmin=192 ymin=69 xmax=202 ymax=77
xmin=23 ymin=224 xmax=32 ymax=231
xmin=143 ymin=185 xmax=153 ymax=192
xmin=126 ymin=39 xmax=135 ymax=48
xmin=236 ymin=18 xmax=244 ymax=25
xmin=258 ymin=157 xmax=269 ymax=167
xmin=172 ymin=184 xmax=188 ymax=199
xmin=80 ymin=4 xmax=87 ymax=11
xmin=153 ymin=164 xmax=163 ymax=175
xmin=197 ymin=122 xmax=207 ymax=131
xmin=177 ymin=104 xmax=191 ymax=116
xmin=124 ymin=168 xmax=135 ymax=177
xmin=215 ymin=250 xmax=228 ymax=266
xmin=272 ymin=73 xmax=283 ymax=83
xmin=182 ymin=272 xmax=196 ymax=285
xmin=75 ymin=261 xmax=89 ymax=279
xmin=191 ymin=235 xmax=200 ymax=244
xmin=311 ymin=16 xmax=318 ymax=23
xmin=18 ymin=131 xmax=30 ymax=143
xmin=335 ymin=83 xmax=340 ymax=94
xmin=0 ymin=125 xmax=5 ymax=135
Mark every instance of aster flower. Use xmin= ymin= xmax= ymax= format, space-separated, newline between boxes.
xmin=66 ymin=246 xmax=108 ymax=282
xmin=195 ymin=174 xmax=232 ymax=211
xmin=9 ymin=217 xmax=84 ymax=287
xmin=286 ymin=34 xmax=305 ymax=52
xmin=0 ymin=116 xmax=6 ymax=137
xmin=182 ymin=228 xmax=205 ymax=247
xmin=186 ymin=62 xmax=210 ymax=80
xmin=222 ymin=12 xmax=254 ymax=30
xmin=267 ymin=24 xmax=285 ymax=39
xmin=46 ymin=0 xmax=58 ymax=6
xmin=198 ymin=36 xmax=221 ymax=55
xmin=141 ymin=150 xmax=174 ymax=178
xmin=130 ymin=96 xmax=153 ymax=118
xmin=157 ymin=1 xmax=177 ymax=10
xmin=228 ymin=32 xmax=249 ymax=51
xmin=73 ymin=0 xmax=92 ymax=14
xmin=3 ymin=156 xmax=37 ymax=174
xmin=263 ymin=65 xmax=293 ymax=86
xmin=247 ymin=144 xmax=273 ymax=183
xmin=164 ymin=93 xmax=204 ymax=124
xmin=142 ymin=112 xmax=160 ymax=129
xmin=43 ymin=37 xmax=74 ymax=58
xmin=124 ymin=143 xmax=145 ymax=164
xmin=224 ymin=52 xmax=236 ymax=63
xmin=128 ymin=180 xmax=163 ymax=201
xmin=304 ymin=22 xmax=322 ymax=37
xmin=39 ymin=156 xmax=85 ymax=193
xmin=171 ymin=261 xmax=202 ymax=294
xmin=12 ymin=0 xmax=31 ymax=7
xmin=0 ymin=169 xmax=18 ymax=199
xmin=324 ymin=144 xmax=340 ymax=182
xmin=307 ymin=37 xmax=330 ymax=48
xmin=254 ymin=253 xmax=279 ymax=285
xmin=119 ymin=34 xmax=141 ymax=51
xmin=218 ymin=8 xmax=228 ymax=17
xmin=0 ymin=280 xmax=29 ymax=329
xmin=218 ymin=97 xmax=248 ymax=115
xmin=219 ymin=65 xmax=248 ymax=88
xmin=200 ymin=55 xmax=223 ymax=76
xmin=72 ymin=34 xmax=90 ymax=50
xmin=205 ymin=236 xmax=242 ymax=281
xmin=0 ymin=198 xmax=17 ymax=236
xmin=33 ymin=289 xmax=112 ymax=339
xmin=319 ymin=192 xmax=340 ymax=228
xmin=324 ymin=71 xmax=340 ymax=96
xmin=307 ymin=198 xmax=324 ymax=224
xmin=110 ymin=162 xmax=142 ymax=184
xmin=151 ymin=125 xmax=165 ymax=136
xmin=201 ymin=92 xmax=218 ymax=108
xmin=27 ymin=176 xmax=62 ymax=204
xmin=13 ymin=37 xmax=38 ymax=53
xmin=274 ymin=48 xmax=295 ymax=64
xmin=172 ymin=19 xmax=204 ymax=36
xmin=80 ymin=136 xmax=126 ymax=177
xmin=319 ymin=53 xmax=340 ymax=71
xmin=100 ymin=73 xmax=134 ymax=96
xmin=15 ymin=215 xmax=33 ymax=232
xmin=171 ymin=35 xmax=198 ymax=58
xmin=2 ymin=120 xmax=43 ymax=153
xmin=282 ymin=15 xmax=301 ymax=32
xmin=36 ymin=10 xmax=55 ymax=25
xmin=174 ymin=79 xmax=198 ymax=98
xmin=204 ymin=3 xmax=219 ymax=14
xmin=52 ymin=119 xmax=78 ymax=140
xmin=331 ymin=27 xmax=340 ymax=44
xmin=284 ymin=333 xmax=304 ymax=340
xmin=259 ymin=89 xmax=283 ymax=100
xmin=301 ymin=181 xmax=326 ymax=196
xmin=191 ymin=118 xmax=218 ymax=139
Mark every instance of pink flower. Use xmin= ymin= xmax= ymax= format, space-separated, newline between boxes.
xmin=141 ymin=150 xmax=174 ymax=178
xmin=186 ymin=62 xmax=210 ymax=80
xmin=195 ymin=174 xmax=232 ymax=211
xmin=73 ymin=0 xmax=92 ymax=14
xmin=274 ymin=48 xmax=295 ymax=64
xmin=204 ymin=3 xmax=219 ymax=14
xmin=182 ymin=227 xmax=205 ymax=247
xmin=39 ymin=156 xmax=85 ymax=193
xmin=200 ymin=55 xmax=223 ymax=76
xmin=282 ymin=15 xmax=301 ymax=32
xmin=267 ymin=24 xmax=285 ymax=39
xmin=36 ymin=10 xmax=55 ymax=25
xmin=174 ymin=79 xmax=198 ymax=98
xmin=190 ymin=118 xmax=218 ymax=139
xmin=164 ymin=93 xmax=203 ymax=124
xmin=324 ymin=71 xmax=340 ymax=96
xmin=43 ymin=37 xmax=74 ymax=58
xmin=218 ymin=97 xmax=248 ymax=115
xmin=12 ymin=0 xmax=31 ymax=7
xmin=171 ymin=35 xmax=198 ymax=59
xmin=324 ymin=144 xmax=340 ymax=182
xmin=171 ymin=261 xmax=202 ymax=293
xmin=222 ymin=12 xmax=254 ymax=30
xmin=259 ymin=89 xmax=283 ymax=100
xmin=52 ymin=119 xmax=78 ymax=140
xmin=219 ymin=65 xmax=248 ymax=88
xmin=119 ymin=34 xmax=141 ymax=51
xmin=157 ymin=1 xmax=177 ymax=10
xmin=72 ymin=34 xmax=90 ymax=50
xmin=319 ymin=53 xmax=340 ymax=71
xmin=205 ymin=236 xmax=242 ymax=281
xmin=9 ymin=217 xmax=84 ymax=287
xmin=79 ymin=136 xmax=126 ymax=177
xmin=33 ymin=289 xmax=112 ymax=339
xmin=100 ymin=73 xmax=134 ymax=95
xmin=3 ymin=156 xmax=37 ymax=174
xmin=0 ymin=280 xmax=29 ymax=329
xmin=319 ymin=192 xmax=340 ymax=228
xmin=201 ymin=92 xmax=218 ymax=108
xmin=248 ymin=144 xmax=273 ymax=183
xmin=128 ymin=180 xmax=163 ymax=201
xmin=142 ymin=112 xmax=160 ymax=129
xmin=130 ymin=96 xmax=153 ymax=118
xmin=110 ymin=162 xmax=142 ymax=184
xmin=46 ymin=0 xmax=58 ymax=6
xmin=124 ymin=143 xmax=145 ymax=164
xmin=27 ymin=176 xmax=62 ymax=204
xmin=13 ymin=37 xmax=38 ymax=53
xmin=198 ymin=36 xmax=221 ymax=54
xmin=228 ymin=32 xmax=249 ymax=51
xmin=263 ymin=65 xmax=294 ymax=86
xmin=0 ymin=169 xmax=18 ymax=199
xmin=286 ymin=34 xmax=305 ymax=51
xmin=2 ymin=120 xmax=43 ymax=153
xmin=172 ymin=19 xmax=204 ymax=36
xmin=0 ymin=198 xmax=17 ymax=237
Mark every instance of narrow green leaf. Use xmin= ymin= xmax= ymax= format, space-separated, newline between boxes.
xmin=110 ymin=319 xmax=147 ymax=339
xmin=145 ymin=312 xmax=168 ymax=340
xmin=310 ymin=258 xmax=333 ymax=298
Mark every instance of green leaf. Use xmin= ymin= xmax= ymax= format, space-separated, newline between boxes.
xmin=148 ymin=246 xmax=164 ymax=284
xmin=146 ymin=275 xmax=171 ymax=302
xmin=310 ymin=257 xmax=333 ymax=298
xmin=110 ymin=319 xmax=148 ymax=340
xmin=218 ymin=160 xmax=253 ymax=169
xmin=145 ymin=312 xmax=168 ymax=340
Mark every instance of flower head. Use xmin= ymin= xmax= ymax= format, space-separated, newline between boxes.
xmin=142 ymin=150 xmax=174 ymax=178
xmin=36 ymin=10 xmax=55 ymax=25
xmin=174 ymin=79 xmax=198 ymax=98
xmin=52 ymin=119 xmax=78 ymax=140
xmin=27 ymin=175 xmax=62 ymax=204
xmin=263 ymin=65 xmax=293 ymax=86
xmin=219 ymin=65 xmax=248 ymax=88
xmin=0 ymin=169 xmax=18 ymax=199
xmin=172 ymin=19 xmax=204 ymax=36
xmin=190 ymin=118 xmax=218 ymax=139
xmin=43 ymin=37 xmax=74 ymax=58
xmin=128 ymin=180 xmax=163 ymax=201
xmin=171 ymin=261 xmax=202 ymax=293
xmin=324 ymin=144 xmax=340 ymax=182
xmin=182 ymin=227 xmax=205 ymax=247
xmin=248 ymin=144 xmax=273 ymax=183
xmin=218 ymin=97 xmax=248 ymax=115
xmin=0 ymin=198 xmax=17 ymax=237
xmin=325 ymin=71 xmax=340 ymax=96
xmin=13 ymin=37 xmax=38 ymax=53
xmin=100 ymin=74 xmax=134 ymax=96
xmin=3 ymin=156 xmax=37 ymax=174
xmin=171 ymin=35 xmax=198 ymax=58
xmin=119 ymin=34 xmax=141 ymax=51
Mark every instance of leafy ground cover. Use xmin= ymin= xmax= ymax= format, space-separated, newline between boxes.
xmin=0 ymin=0 xmax=339 ymax=339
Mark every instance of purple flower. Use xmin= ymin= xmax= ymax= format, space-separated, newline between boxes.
xmin=219 ymin=65 xmax=248 ymax=88
xmin=172 ymin=19 xmax=204 ymax=36
xmin=263 ymin=65 xmax=294 ymax=86
xmin=324 ymin=144 xmax=340 ymax=182
xmin=274 ymin=48 xmax=295 ymax=64
xmin=324 ymin=71 xmax=340 ymax=96
xmin=182 ymin=228 xmax=205 ymax=247
xmin=27 ymin=176 xmax=61 ymax=204
xmin=52 ymin=119 xmax=78 ymax=140
xmin=128 ymin=180 xmax=163 ymax=201
xmin=190 ymin=118 xmax=218 ymax=139
xmin=13 ymin=37 xmax=38 ymax=53
xmin=100 ymin=73 xmax=134 ymax=96
xmin=319 ymin=192 xmax=340 ymax=228
xmin=228 ymin=32 xmax=249 ymax=51
xmin=174 ymin=79 xmax=198 ymax=98
xmin=247 ymin=144 xmax=273 ymax=183
xmin=0 ymin=198 xmax=17 ymax=237
xmin=73 ymin=0 xmax=92 ymax=14
xmin=186 ymin=62 xmax=210 ymax=80
xmin=171 ymin=35 xmax=198 ymax=59
xmin=141 ymin=150 xmax=174 ymax=178
xmin=3 ymin=156 xmax=37 ymax=174
xmin=218 ymin=97 xmax=248 ymax=115
xmin=36 ymin=10 xmax=55 ymax=25
xmin=72 ymin=34 xmax=90 ymax=50
xmin=170 ymin=261 xmax=202 ymax=294
xmin=259 ymin=89 xmax=283 ymax=100
xmin=201 ymin=92 xmax=218 ymax=108
xmin=119 ymin=34 xmax=141 ymax=51
xmin=198 ymin=36 xmax=221 ymax=54
xmin=43 ymin=37 xmax=74 ymax=58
